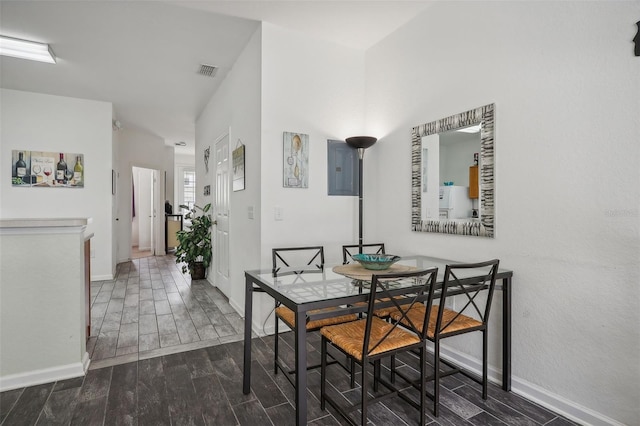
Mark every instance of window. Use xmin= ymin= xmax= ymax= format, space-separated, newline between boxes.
xmin=177 ymin=167 xmax=195 ymax=213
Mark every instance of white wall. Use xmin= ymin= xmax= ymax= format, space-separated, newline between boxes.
xmin=260 ymin=22 xmax=367 ymax=265
xmin=197 ymin=23 xmax=367 ymax=332
xmin=164 ymin=146 xmax=176 ymax=205
xmin=0 ymin=225 xmax=88 ymax=390
xmin=196 ymin=26 xmax=262 ymax=314
xmin=365 ymin=2 xmax=640 ymax=425
xmin=115 ymin=128 xmax=167 ymax=262
xmin=0 ymin=89 xmax=114 ymax=279
xmin=245 ymin=23 xmax=367 ymax=332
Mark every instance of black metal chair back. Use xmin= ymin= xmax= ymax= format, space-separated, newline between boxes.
xmin=272 ymin=246 xmax=324 ymax=276
xmin=433 ymin=259 xmax=500 ymax=337
xmin=362 ymin=268 xmax=438 ymax=358
xmin=342 ymin=243 xmax=385 ymax=264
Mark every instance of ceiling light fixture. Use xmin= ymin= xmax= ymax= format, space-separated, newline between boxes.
xmin=0 ymin=35 xmax=56 ymax=64
xmin=175 ymin=141 xmax=187 ymax=146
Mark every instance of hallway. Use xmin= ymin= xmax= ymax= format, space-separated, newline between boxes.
xmin=87 ymin=254 xmax=246 ymax=370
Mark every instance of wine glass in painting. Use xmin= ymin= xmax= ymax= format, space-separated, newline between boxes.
xmin=32 ymin=164 xmax=41 ymax=183
xmin=65 ymin=169 xmax=74 ymax=185
xmin=43 ymin=166 xmax=52 ymax=184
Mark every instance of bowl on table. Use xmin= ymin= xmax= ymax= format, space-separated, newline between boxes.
xmin=351 ymin=253 xmax=401 ymax=270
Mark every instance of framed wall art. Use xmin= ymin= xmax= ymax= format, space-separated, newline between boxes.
xmin=283 ymin=132 xmax=309 ymax=188
xmin=232 ymin=140 xmax=245 ymax=192
xmin=11 ymin=150 xmax=84 ymax=188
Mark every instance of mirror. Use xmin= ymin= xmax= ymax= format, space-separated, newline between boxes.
xmin=411 ymin=104 xmax=495 ymax=237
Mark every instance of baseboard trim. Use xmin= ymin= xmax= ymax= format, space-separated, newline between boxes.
xmin=509 ymin=375 xmax=626 ymax=426
xmin=0 ymin=361 xmax=86 ymax=392
xmin=91 ymin=274 xmax=113 ymax=281
xmin=82 ymin=351 xmax=90 ymax=373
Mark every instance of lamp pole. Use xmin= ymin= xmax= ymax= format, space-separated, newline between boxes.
xmin=345 ymin=136 xmax=377 ymax=254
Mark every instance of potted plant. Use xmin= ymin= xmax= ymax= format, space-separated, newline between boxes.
xmin=175 ymin=203 xmax=214 ymax=279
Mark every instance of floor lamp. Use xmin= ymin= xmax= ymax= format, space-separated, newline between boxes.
xmin=345 ymin=136 xmax=377 ymax=254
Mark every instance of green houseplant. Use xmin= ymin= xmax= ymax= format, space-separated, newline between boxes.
xmin=175 ymin=203 xmax=214 ymax=279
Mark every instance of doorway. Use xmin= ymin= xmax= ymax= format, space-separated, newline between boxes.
xmin=131 ymin=166 xmax=157 ymax=259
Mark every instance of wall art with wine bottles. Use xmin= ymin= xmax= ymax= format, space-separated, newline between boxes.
xmin=11 ymin=150 xmax=84 ymax=188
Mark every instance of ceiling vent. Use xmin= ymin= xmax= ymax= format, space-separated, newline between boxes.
xmin=198 ymin=64 xmax=218 ymax=77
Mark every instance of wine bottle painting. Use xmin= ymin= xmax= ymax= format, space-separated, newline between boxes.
xmin=11 ymin=150 xmax=84 ymax=188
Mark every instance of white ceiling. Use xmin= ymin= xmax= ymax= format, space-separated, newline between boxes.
xmin=0 ymin=1 xmax=429 ymax=154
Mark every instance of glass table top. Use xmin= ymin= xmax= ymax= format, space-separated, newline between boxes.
xmin=246 ymin=255 xmax=510 ymax=305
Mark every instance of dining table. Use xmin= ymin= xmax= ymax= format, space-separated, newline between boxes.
xmin=242 ymin=255 xmax=513 ymax=426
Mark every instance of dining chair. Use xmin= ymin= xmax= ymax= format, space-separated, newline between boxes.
xmin=271 ymin=246 xmax=357 ymax=386
xmin=320 ymin=267 xmax=439 ymax=426
xmin=390 ymin=259 xmax=500 ymax=416
xmin=342 ymin=242 xmax=385 ymax=264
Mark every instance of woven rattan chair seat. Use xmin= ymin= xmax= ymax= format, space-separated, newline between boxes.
xmin=392 ymin=305 xmax=482 ymax=337
xmin=275 ymin=306 xmax=357 ymax=330
xmin=321 ymin=316 xmax=420 ymax=362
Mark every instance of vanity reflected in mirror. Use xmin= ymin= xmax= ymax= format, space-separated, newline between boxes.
xmin=411 ymin=104 xmax=495 ymax=237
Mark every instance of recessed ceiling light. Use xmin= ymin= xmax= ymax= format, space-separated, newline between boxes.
xmin=175 ymin=141 xmax=187 ymax=146
xmin=0 ymin=35 xmax=56 ymax=64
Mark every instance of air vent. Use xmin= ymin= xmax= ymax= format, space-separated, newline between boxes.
xmin=198 ymin=64 xmax=218 ymax=77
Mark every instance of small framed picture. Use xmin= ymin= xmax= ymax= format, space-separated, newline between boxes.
xmin=283 ymin=132 xmax=309 ymax=188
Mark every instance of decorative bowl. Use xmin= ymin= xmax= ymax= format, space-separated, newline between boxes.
xmin=351 ymin=253 xmax=401 ymax=270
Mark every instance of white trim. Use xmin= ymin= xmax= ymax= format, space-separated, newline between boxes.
xmin=0 ymin=225 xmax=86 ymax=236
xmin=82 ymin=351 xmax=91 ymax=373
xmin=91 ymin=273 xmax=113 ymax=281
xmin=510 ymin=375 xmax=626 ymax=426
xmin=0 ymin=361 xmax=86 ymax=392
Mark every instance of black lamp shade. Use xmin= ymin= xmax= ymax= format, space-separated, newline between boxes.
xmin=345 ymin=136 xmax=377 ymax=149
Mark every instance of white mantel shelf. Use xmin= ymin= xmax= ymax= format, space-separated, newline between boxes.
xmin=0 ymin=218 xmax=90 ymax=228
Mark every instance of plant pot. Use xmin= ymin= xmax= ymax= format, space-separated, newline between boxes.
xmin=190 ymin=262 xmax=206 ymax=280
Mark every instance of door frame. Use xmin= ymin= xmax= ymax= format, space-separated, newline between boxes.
xmin=121 ymin=162 xmax=164 ymax=261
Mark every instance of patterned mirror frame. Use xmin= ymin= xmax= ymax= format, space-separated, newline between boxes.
xmin=411 ymin=103 xmax=495 ymax=238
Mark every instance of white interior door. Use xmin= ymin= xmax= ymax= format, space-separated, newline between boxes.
xmin=151 ymin=170 xmax=158 ymax=255
xmin=136 ymin=167 xmax=153 ymax=251
xmin=214 ymin=134 xmax=230 ymax=295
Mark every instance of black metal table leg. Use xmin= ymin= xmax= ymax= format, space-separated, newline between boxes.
xmin=502 ymin=276 xmax=512 ymax=391
xmin=294 ymin=309 xmax=307 ymax=426
xmin=243 ymin=274 xmax=253 ymax=395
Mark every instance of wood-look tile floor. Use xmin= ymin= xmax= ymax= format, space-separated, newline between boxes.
xmin=1 ymin=332 xmax=579 ymax=426
xmin=86 ymin=255 xmax=247 ymax=371
xmin=1 ymin=254 xmax=579 ymax=425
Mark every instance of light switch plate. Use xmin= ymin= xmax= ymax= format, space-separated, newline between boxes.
xmin=275 ymin=206 xmax=283 ymax=221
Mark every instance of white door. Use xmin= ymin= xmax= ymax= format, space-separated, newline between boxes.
xmin=136 ymin=167 xmax=153 ymax=251
xmin=214 ymin=134 xmax=230 ymax=295
xmin=151 ymin=170 xmax=159 ymax=255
